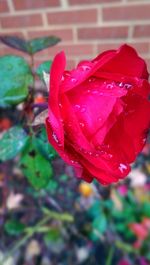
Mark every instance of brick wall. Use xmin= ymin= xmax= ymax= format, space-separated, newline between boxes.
xmin=0 ymin=0 xmax=150 ymax=71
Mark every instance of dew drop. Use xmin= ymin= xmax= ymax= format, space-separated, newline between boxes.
xmin=106 ymin=83 xmax=114 ymax=89
xmin=88 ymin=77 xmax=96 ymax=82
xmin=61 ymin=75 xmax=65 ymax=81
xmin=59 ymin=103 xmax=62 ymax=108
xmin=118 ymin=163 xmax=127 ymax=173
xmin=98 ymin=117 xmax=102 ymax=122
xmin=71 ymin=77 xmax=77 ymax=83
xmin=99 ymin=92 xmax=104 ymax=96
xmin=119 ymin=82 xmax=124 ymax=88
xmin=124 ymin=83 xmax=132 ymax=89
xmin=80 ymin=65 xmax=91 ymax=71
xmin=108 ymin=153 xmax=113 ymax=159
xmin=79 ymin=122 xmax=85 ymax=128
xmin=75 ymin=104 xmax=81 ymax=110
xmin=64 ymin=71 xmax=71 ymax=77
xmin=52 ymin=132 xmax=59 ymax=143
xmin=91 ymin=90 xmax=99 ymax=94
xmin=80 ymin=107 xmax=86 ymax=113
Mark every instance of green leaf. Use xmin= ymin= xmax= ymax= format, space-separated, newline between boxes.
xmin=35 ymin=127 xmax=57 ymax=160
xmin=20 ymin=138 xmax=53 ymax=189
xmin=0 ymin=55 xmax=33 ymax=107
xmin=4 ymin=219 xmax=25 ymax=236
xmin=142 ymin=203 xmax=150 ymax=217
xmin=0 ymin=126 xmax=29 ymax=162
xmin=46 ymin=179 xmax=58 ymax=194
xmin=88 ymin=200 xmax=102 ymax=219
xmin=27 ymin=36 xmax=61 ymax=54
xmin=36 ymin=60 xmax=52 ymax=81
xmin=92 ymin=214 xmax=107 ymax=234
xmin=0 ymin=35 xmax=29 ymax=53
xmin=44 ymin=228 xmax=61 ymax=243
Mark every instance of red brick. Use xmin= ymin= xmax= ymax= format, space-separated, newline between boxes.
xmin=13 ymin=0 xmax=60 ymax=10
xmin=1 ymin=14 xmax=43 ymax=28
xmin=97 ymin=42 xmax=149 ymax=54
xmin=103 ymin=4 xmax=150 ymax=21
xmin=69 ymin=0 xmax=120 ymax=4
xmin=47 ymin=9 xmax=97 ymax=25
xmin=78 ymin=26 xmax=128 ymax=40
xmin=37 ymin=43 xmax=94 ymax=57
xmin=27 ymin=29 xmax=73 ymax=41
xmin=0 ymin=0 xmax=9 ymax=13
xmin=133 ymin=25 xmax=150 ymax=38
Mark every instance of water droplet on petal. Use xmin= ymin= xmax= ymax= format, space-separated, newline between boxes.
xmin=87 ymin=89 xmax=91 ymax=94
xmin=75 ymin=104 xmax=81 ymax=110
xmin=80 ymin=107 xmax=86 ymax=113
xmin=61 ymin=75 xmax=65 ymax=81
xmin=108 ymin=153 xmax=113 ymax=159
xmin=119 ymin=82 xmax=124 ymax=88
xmin=98 ymin=117 xmax=102 ymax=122
xmin=79 ymin=122 xmax=85 ymax=128
xmin=91 ymin=90 xmax=99 ymax=94
xmin=99 ymin=92 xmax=104 ymax=96
xmin=71 ymin=77 xmax=77 ymax=83
xmin=124 ymin=83 xmax=132 ymax=89
xmin=106 ymin=83 xmax=114 ymax=89
xmin=52 ymin=132 xmax=59 ymax=143
xmin=80 ymin=65 xmax=91 ymax=71
xmin=59 ymin=103 xmax=62 ymax=108
xmin=118 ymin=163 xmax=127 ymax=173
xmin=88 ymin=77 xmax=96 ymax=82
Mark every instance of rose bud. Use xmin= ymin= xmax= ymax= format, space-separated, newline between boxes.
xmin=46 ymin=44 xmax=150 ymax=185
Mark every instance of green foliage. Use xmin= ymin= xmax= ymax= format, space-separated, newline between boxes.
xmin=20 ymin=137 xmax=53 ymax=189
xmin=0 ymin=35 xmax=61 ymax=55
xmin=4 ymin=219 xmax=25 ymax=236
xmin=0 ymin=126 xmax=29 ymax=162
xmin=36 ymin=60 xmax=52 ymax=81
xmin=44 ymin=228 xmax=61 ymax=243
xmin=0 ymin=55 xmax=33 ymax=107
xmin=28 ymin=36 xmax=60 ymax=54
xmin=35 ymin=127 xmax=58 ymax=160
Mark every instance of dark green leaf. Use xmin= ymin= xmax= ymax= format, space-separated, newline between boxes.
xmin=92 ymin=214 xmax=107 ymax=234
xmin=0 ymin=55 xmax=33 ymax=107
xmin=46 ymin=179 xmax=58 ymax=194
xmin=0 ymin=35 xmax=29 ymax=53
xmin=36 ymin=60 xmax=52 ymax=81
xmin=27 ymin=36 xmax=61 ymax=54
xmin=142 ymin=203 xmax=150 ymax=217
xmin=35 ymin=127 xmax=57 ymax=160
xmin=44 ymin=228 xmax=61 ymax=243
xmin=4 ymin=219 xmax=25 ymax=236
xmin=20 ymin=138 xmax=53 ymax=189
xmin=0 ymin=126 xmax=29 ymax=162
xmin=88 ymin=200 xmax=102 ymax=219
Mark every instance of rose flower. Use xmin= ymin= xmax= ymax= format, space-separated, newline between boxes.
xmin=46 ymin=45 xmax=150 ymax=185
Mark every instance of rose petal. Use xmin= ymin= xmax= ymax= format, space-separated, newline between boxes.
xmin=48 ymin=51 xmax=66 ymax=146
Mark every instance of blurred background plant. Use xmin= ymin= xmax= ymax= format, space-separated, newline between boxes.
xmin=0 ymin=35 xmax=150 ymax=265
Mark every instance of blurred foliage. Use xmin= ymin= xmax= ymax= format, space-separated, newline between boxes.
xmin=0 ymin=35 xmax=150 ymax=265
